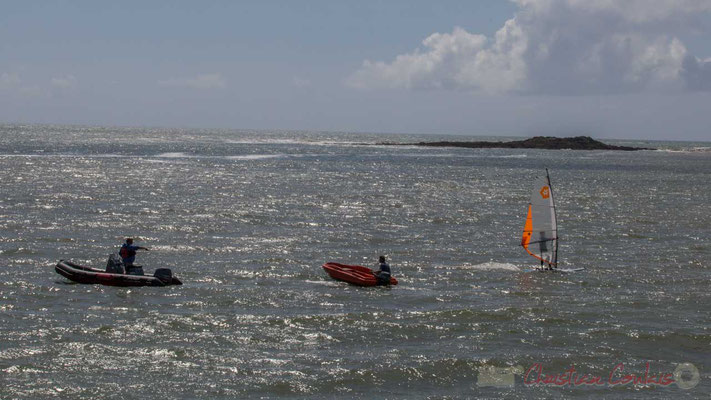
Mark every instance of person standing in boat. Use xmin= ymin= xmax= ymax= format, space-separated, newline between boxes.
xmin=119 ymin=238 xmax=149 ymax=274
xmin=375 ymin=255 xmax=392 ymax=285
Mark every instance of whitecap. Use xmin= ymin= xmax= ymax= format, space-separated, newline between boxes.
xmin=304 ymin=280 xmax=340 ymax=287
xmin=655 ymin=147 xmax=711 ymax=153
xmin=154 ymin=152 xmax=195 ymax=158
xmin=443 ymin=262 xmax=521 ymax=271
xmin=223 ymin=138 xmax=350 ymax=146
xmin=493 ymin=154 xmax=527 ymax=158
xmin=226 ymin=154 xmax=285 ymax=160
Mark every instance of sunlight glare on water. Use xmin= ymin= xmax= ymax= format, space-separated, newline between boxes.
xmin=0 ymin=125 xmax=709 ymax=398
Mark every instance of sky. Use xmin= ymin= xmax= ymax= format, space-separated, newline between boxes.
xmin=1 ymin=0 xmax=711 ymax=140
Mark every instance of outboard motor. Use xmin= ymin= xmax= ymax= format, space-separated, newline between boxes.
xmin=153 ymin=268 xmax=174 ymax=284
xmin=106 ymin=254 xmax=125 ymax=274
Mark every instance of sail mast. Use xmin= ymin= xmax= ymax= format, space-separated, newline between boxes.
xmin=546 ymin=168 xmax=559 ymax=266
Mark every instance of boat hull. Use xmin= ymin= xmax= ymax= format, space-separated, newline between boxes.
xmin=322 ymin=262 xmax=398 ymax=286
xmin=55 ymin=260 xmax=182 ymax=287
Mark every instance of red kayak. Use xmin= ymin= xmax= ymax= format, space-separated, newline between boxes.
xmin=322 ymin=262 xmax=398 ymax=286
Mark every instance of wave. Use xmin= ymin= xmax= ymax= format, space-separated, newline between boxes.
xmin=0 ymin=153 xmax=128 ymax=158
xmin=152 ymin=152 xmax=287 ymax=160
xmin=154 ymin=152 xmax=196 ymax=158
xmin=144 ymin=153 xmax=291 ymax=162
xmin=223 ymin=138 xmax=355 ymax=146
xmin=393 ymin=152 xmax=460 ymax=158
xmin=0 ymin=151 xmax=292 ymax=160
xmin=226 ymin=154 xmax=286 ymax=160
xmin=0 ymin=148 xmax=529 ymax=160
xmin=438 ymin=262 xmax=522 ymax=271
xmin=304 ymin=280 xmax=341 ymax=287
xmin=390 ymin=152 xmax=528 ymax=159
xmin=655 ymin=146 xmax=711 ymax=153
xmin=495 ymin=154 xmax=528 ymax=158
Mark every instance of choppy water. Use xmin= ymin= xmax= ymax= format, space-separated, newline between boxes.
xmin=0 ymin=124 xmax=709 ymax=399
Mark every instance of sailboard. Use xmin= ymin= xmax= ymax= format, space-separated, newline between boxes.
xmin=521 ymin=169 xmax=583 ymax=273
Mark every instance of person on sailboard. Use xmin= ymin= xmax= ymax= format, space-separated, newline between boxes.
xmin=375 ymin=255 xmax=392 ymax=285
xmin=119 ymin=238 xmax=149 ymax=274
xmin=540 ymin=260 xmax=554 ymax=271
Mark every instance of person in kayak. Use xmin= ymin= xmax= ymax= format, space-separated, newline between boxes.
xmin=374 ymin=255 xmax=392 ymax=285
xmin=119 ymin=238 xmax=149 ymax=274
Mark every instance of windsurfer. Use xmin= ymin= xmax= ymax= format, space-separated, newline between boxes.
xmin=522 ymin=170 xmax=560 ymax=272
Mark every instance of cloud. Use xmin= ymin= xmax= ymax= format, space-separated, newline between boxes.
xmin=514 ymin=0 xmax=711 ymax=24
xmin=2 ymin=73 xmax=76 ymax=97
xmin=292 ymin=77 xmax=311 ymax=88
xmin=681 ymin=56 xmax=711 ymax=91
xmin=0 ymin=72 xmax=21 ymax=89
xmin=18 ymin=85 xmax=48 ymax=98
xmin=51 ymin=75 xmax=77 ymax=89
xmin=1 ymin=73 xmax=49 ymax=98
xmin=347 ymin=0 xmax=711 ymax=94
xmin=158 ymin=73 xmax=226 ymax=89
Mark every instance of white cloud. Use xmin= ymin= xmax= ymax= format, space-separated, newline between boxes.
xmin=1 ymin=73 xmax=50 ymax=98
xmin=18 ymin=85 xmax=48 ymax=98
xmin=292 ymin=77 xmax=311 ymax=88
xmin=0 ymin=72 xmax=21 ymax=89
xmin=347 ymin=0 xmax=711 ymax=94
xmin=51 ymin=75 xmax=77 ymax=89
xmin=2 ymin=73 xmax=76 ymax=97
xmin=158 ymin=73 xmax=226 ymax=89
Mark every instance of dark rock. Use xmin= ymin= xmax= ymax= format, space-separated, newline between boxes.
xmin=376 ymin=136 xmax=652 ymax=151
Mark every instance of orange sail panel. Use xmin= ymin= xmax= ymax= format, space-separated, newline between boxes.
xmin=521 ymin=204 xmax=533 ymax=247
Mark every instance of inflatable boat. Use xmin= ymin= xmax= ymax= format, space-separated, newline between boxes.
xmin=322 ymin=262 xmax=398 ymax=286
xmin=55 ymin=260 xmax=182 ymax=287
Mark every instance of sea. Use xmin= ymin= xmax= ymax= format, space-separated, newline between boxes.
xmin=0 ymin=124 xmax=709 ymax=399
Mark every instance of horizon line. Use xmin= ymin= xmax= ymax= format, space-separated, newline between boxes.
xmin=0 ymin=120 xmax=706 ymax=144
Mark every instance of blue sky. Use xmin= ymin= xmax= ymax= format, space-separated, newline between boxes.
xmin=1 ymin=0 xmax=710 ymax=140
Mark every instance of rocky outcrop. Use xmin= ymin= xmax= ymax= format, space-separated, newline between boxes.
xmin=378 ymin=136 xmax=651 ymax=151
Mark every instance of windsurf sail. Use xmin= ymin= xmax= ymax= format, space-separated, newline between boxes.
xmin=521 ymin=169 xmax=558 ymax=267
